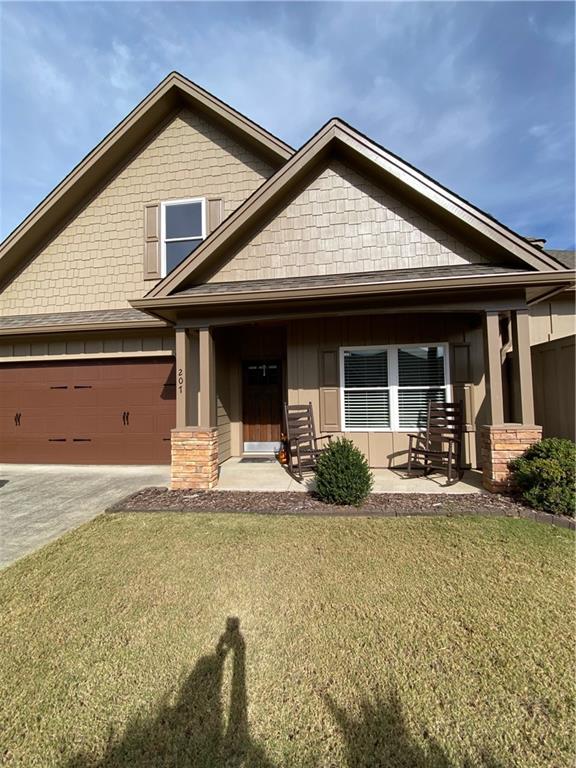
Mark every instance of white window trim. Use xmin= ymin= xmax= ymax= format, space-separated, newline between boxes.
xmin=339 ymin=343 xmax=452 ymax=432
xmin=160 ymin=197 xmax=206 ymax=277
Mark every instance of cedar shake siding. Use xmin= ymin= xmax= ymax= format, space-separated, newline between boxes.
xmin=0 ymin=108 xmax=273 ymax=317
xmin=207 ymin=160 xmax=491 ymax=283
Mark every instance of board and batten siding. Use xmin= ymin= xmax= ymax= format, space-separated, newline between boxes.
xmin=216 ymin=340 xmax=233 ymax=463
xmin=285 ymin=315 xmax=486 ymax=468
xmin=1 ymin=108 xmax=273 ymax=318
xmin=208 ymin=159 xmax=491 ymax=283
xmin=532 ymin=334 xmax=575 ymax=441
xmin=0 ymin=330 xmax=175 ymax=361
xmin=529 ymin=293 xmax=575 ymax=345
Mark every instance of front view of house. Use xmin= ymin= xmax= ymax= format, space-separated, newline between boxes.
xmin=1 ymin=73 xmax=574 ymax=490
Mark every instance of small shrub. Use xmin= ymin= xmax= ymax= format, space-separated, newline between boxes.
xmin=509 ymin=437 xmax=576 ymax=517
xmin=315 ymin=437 xmax=374 ymax=506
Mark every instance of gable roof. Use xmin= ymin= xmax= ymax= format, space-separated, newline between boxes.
xmin=146 ymin=118 xmax=562 ymax=300
xmin=0 ymin=72 xmax=294 ymax=287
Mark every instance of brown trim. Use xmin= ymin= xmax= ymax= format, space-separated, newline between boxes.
xmin=0 ymin=318 xmax=168 ymax=337
xmin=0 ymin=72 xmax=293 ymax=286
xmin=526 ymin=284 xmax=576 ymax=306
xmin=147 ymin=120 xmax=563 ymax=299
xmin=198 ymin=327 xmax=216 ymax=427
xmin=483 ymin=312 xmax=505 ymax=424
xmin=133 ymin=269 xmax=574 ymax=312
xmin=511 ymin=309 xmax=535 ymax=424
xmin=0 ymin=350 xmax=174 ymax=364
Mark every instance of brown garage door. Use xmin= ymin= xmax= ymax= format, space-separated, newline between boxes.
xmin=0 ymin=357 xmax=176 ymax=464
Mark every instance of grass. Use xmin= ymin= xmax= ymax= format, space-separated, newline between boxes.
xmin=1 ymin=513 xmax=574 ymax=768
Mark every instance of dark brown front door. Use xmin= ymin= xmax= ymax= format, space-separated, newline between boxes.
xmin=242 ymin=360 xmax=283 ymax=451
xmin=0 ymin=357 xmax=175 ymax=464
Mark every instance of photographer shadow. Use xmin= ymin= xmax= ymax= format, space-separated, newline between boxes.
xmin=68 ymin=617 xmax=274 ymax=768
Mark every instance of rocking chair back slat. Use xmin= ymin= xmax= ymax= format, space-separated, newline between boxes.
xmin=407 ymin=400 xmax=464 ymax=483
xmin=283 ymin=402 xmax=332 ymax=480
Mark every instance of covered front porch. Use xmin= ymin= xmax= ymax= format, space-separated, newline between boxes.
xmin=167 ymin=290 xmax=540 ymax=493
xmin=216 ymin=456 xmax=484 ymax=493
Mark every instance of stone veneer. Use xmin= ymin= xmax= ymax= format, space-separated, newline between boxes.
xmin=481 ymin=424 xmax=542 ymax=493
xmin=171 ymin=427 xmax=219 ymax=490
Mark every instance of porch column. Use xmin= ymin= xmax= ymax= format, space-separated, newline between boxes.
xmin=510 ymin=309 xmax=535 ymax=424
xmin=171 ymin=326 xmax=218 ymax=491
xmin=175 ymin=327 xmax=192 ymax=428
xmin=481 ymin=310 xmax=541 ymax=493
xmin=482 ymin=311 xmax=504 ymax=424
xmin=198 ymin=326 xmax=217 ymax=428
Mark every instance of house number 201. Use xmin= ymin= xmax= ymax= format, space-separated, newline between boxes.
xmin=178 ymin=368 xmax=184 ymax=394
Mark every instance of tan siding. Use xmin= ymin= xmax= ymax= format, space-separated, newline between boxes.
xmin=1 ymin=109 xmax=273 ymax=317
xmin=209 ymin=160 xmax=489 ymax=283
xmin=532 ymin=335 xmax=575 ymax=441
xmin=0 ymin=330 xmax=174 ymax=361
xmin=216 ymin=342 xmax=232 ymax=463
xmin=286 ymin=314 xmax=484 ymax=468
xmin=530 ymin=293 xmax=576 ymax=345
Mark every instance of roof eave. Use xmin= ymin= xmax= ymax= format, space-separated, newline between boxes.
xmin=132 ymin=269 xmax=575 ymax=315
xmin=0 ymin=317 xmax=169 ymax=338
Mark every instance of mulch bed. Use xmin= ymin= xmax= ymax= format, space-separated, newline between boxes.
xmin=107 ymin=487 xmax=575 ymax=528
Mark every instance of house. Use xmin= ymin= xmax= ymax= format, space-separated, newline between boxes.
xmin=1 ymin=72 xmax=574 ymax=492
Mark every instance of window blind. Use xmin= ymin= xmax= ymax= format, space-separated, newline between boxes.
xmin=341 ymin=345 xmax=449 ymax=431
xmin=343 ymin=350 xmax=390 ymax=429
xmin=398 ymin=346 xmax=446 ymax=429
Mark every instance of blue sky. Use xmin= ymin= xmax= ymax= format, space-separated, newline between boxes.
xmin=1 ymin=1 xmax=574 ymax=248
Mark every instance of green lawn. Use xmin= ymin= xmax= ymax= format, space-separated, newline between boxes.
xmin=1 ymin=513 xmax=573 ymax=768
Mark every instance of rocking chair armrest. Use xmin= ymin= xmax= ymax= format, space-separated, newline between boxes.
xmin=314 ymin=434 xmax=332 ymax=444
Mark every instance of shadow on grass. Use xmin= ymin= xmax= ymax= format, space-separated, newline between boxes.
xmin=325 ymin=685 xmax=505 ymax=768
xmin=67 ymin=620 xmax=505 ymax=768
xmin=67 ymin=617 xmax=274 ymax=768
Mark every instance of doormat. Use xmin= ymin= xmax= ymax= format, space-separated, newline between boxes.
xmin=239 ymin=457 xmax=277 ymax=463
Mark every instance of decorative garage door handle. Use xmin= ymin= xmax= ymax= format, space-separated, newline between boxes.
xmin=14 ymin=412 xmax=21 ymax=426
xmin=122 ymin=411 xmax=131 ymax=426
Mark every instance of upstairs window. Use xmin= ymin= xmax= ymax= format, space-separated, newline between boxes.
xmin=341 ymin=344 xmax=450 ymax=431
xmin=161 ymin=198 xmax=205 ymax=276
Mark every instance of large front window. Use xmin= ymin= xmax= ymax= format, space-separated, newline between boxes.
xmin=341 ymin=345 xmax=449 ymax=430
xmin=161 ymin=198 xmax=205 ymax=276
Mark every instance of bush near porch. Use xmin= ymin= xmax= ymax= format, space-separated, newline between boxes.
xmin=1 ymin=513 xmax=573 ymax=767
xmin=315 ymin=437 xmax=374 ymax=506
xmin=509 ymin=437 xmax=576 ymax=517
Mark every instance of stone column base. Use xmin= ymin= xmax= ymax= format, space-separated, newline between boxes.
xmin=481 ymin=424 xmax=542 ymax=493
xmin=171 ymin=427 xmax=218 ymax=490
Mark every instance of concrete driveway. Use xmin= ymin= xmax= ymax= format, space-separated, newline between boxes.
xmin=0 ymin=464 xmax=170 ymax=568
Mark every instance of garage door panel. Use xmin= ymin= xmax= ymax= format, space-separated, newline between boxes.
xmin=0 ymin=357 xmax=176 ymax=464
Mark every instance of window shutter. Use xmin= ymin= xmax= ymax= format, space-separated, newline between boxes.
xmin=207 ymin=198 xmax=224 ymax=234
xmin=451 ymin=343 xmax=470 ymax=384
xmin=143 ymin=203 xmax=160 ymax=280
xmin=319 ymin=348 xmax=341 ymax=433
xmin=451 ymin=343 xmax=474 ymax=430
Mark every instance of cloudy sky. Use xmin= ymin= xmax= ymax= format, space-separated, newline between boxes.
xmin=1 ymin=1 xmax=574 ymax=247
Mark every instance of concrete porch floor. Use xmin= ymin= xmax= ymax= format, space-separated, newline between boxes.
xmin=217 ymin=457 xmax=484 ymax=493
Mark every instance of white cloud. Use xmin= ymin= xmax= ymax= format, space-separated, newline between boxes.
xmin=0 ymin=1 xmax=574 ymax=247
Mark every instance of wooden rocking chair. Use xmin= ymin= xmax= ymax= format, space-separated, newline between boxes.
xmin=407 ymin=400 xmax=464 ymax=484
xmin=283 ymin=402 xmax=332 ymax=480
